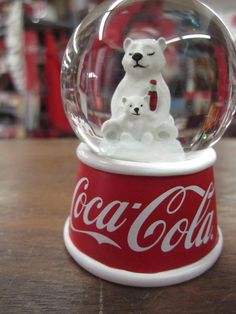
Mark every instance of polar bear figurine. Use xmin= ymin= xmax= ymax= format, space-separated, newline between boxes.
xmin=111 ymin=37 xmax=171 ymax=121
xmin=102 ymin=95 xmax=154 ymax=143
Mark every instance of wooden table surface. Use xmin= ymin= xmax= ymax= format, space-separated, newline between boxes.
xmin=0 ymin=139 xmax=235 ymax=313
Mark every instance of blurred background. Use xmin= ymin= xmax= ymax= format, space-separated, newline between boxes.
xmin=0 ymin=0 xmax=235 ymax=140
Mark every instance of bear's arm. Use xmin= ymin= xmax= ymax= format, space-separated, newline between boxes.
xmin=156 ymin=75 xmax=171 ymax=118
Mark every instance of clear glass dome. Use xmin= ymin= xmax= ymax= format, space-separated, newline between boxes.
xmin=61 ymin=0 xmax=236 ymax=156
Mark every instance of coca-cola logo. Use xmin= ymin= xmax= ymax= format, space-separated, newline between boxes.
xmin=70 ymin=177 xmax=215 ymax=253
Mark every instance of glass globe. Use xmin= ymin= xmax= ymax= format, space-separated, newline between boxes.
xmin=61 ymin=0 xmax=236 ymax=158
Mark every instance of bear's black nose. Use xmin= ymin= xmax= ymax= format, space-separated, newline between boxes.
xmin=132 ymin=53 xmax=143 ymax=62
xmin=134 ymin=107 xmax=139 ymax=114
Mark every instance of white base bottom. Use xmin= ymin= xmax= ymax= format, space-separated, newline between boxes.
xmin=64 ymin=218 xmax=223 ymax=287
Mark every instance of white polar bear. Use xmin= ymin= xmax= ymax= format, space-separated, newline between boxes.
xmin=111 ymin=37 xmax=171 ymax=121
xmin=102 ymin=95 xmax=154 ymax=143
xmin=99 ymin=37 xmax=184 ymax=162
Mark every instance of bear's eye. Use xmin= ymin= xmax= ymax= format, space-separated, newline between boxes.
xmin=147 ymin=52 xmax=155 ymax=56
xmin=140 ymin=104 xmax=143 ymax=107
xmin=129 ymin=53 xmax=133 ymax=56
xmin=129 ymin=104 xmax=133 ymax=107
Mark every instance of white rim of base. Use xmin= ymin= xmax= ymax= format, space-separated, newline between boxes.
xmin=64 ymin=218 xmax=223 ymax=287
xmin=77 ymin=143 xmax=216 ymax=177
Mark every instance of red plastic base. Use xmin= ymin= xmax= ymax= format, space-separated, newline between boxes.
xmin=65 ymin=144 xmax=221 ymax=278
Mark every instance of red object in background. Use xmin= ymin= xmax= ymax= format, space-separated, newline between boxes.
xmin=44 ymin=31 xmax=71 ymax=133
xmin=59 ymin=32 xmax=69 ymax=59
xmin=148 ymin=80 xmax=158 ymax=111
xmin=214 ymin=46 xmax=229 ymax=104
xmin=102 ymin=2 xmax=144 ymax=48
xmin=232 ymin=14 xmax=236 ymax=27
xmin=24 ymin=31 xmax=39 ymax=91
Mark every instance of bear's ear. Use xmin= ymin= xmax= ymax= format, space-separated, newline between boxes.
xmin=122 ymin=96 xmax=127 ymax=104
xmin=158 ymin=37 xmax=167 ymax=51
xmin=144 ymin=95 xmax=150 ymax=103
xmin=123 ymin=37 xmax=133 ymax=51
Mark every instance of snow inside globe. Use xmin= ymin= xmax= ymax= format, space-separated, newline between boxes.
xmin=61 ymin=0 xmax=236 ymax=162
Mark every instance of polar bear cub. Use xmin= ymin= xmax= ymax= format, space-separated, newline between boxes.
xmin=102 ymin=95 xmax=178 ymax=143
xmin=102 ymin=95 xmax=153 ymax=143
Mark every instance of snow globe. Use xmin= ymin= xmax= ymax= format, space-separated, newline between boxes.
xmin=61 ymin=0 xmax=236 ymax=287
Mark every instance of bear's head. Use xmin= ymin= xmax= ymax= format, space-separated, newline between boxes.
xmin=122 ymin=95 xmax=150 ymax=116
xmin=122 ymin=37 xmax=167 ymax=76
